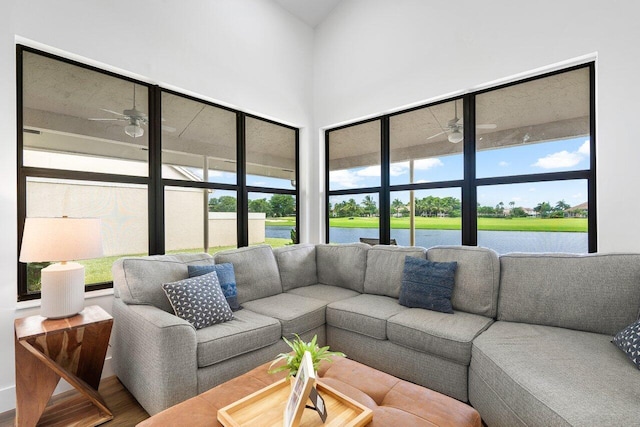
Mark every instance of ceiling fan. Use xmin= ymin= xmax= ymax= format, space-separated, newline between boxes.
xmin=89 ymin=84 xmax=175 ymax=138
xmin=427 ymin=100 xmax=496 ymax=143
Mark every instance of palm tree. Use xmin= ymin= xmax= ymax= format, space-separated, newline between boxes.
xmin=362 ymin=195 xmax=377 ymax=217
xmin=391 ymin=199 xmax=405 ymax=218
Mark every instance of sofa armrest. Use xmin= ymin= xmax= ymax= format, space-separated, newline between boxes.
xmin=112 ymin=298 xmax=198 ymax=415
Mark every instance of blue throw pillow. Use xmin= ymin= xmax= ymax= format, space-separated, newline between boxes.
xmin=399 ymin=256 xmax=457 ymax=313
xmin=162 ymin=271 xmax=233 ymax=329
xmin=188 ymin=263 xmax=242 ymax=311
xmin=612 ymin=319 xmax=640 ymax=370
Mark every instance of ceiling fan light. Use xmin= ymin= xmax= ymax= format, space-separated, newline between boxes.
xmin=125 ymin=123 xmax=144 ymax=138
xmin=448 ymin=129 xmax=463 ymax=143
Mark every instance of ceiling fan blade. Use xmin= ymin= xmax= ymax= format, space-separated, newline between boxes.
xmin=427 ymin=130 xmax=447 ymax=140
xmin=100 ymin=108 xmax=126 ymax=117
xmin=477 ymin=123 xmax=497 ymax=129
xmin=88 ymin=118 xmax=123 ymax=121
xmin=162 ymin=125 xmax=176 ymax=132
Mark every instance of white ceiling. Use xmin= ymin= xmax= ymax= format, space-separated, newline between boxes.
xmin=273 ymin=0 xmax=342 ymax=27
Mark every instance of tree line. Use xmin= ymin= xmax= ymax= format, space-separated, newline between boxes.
xmin=330 ymin=196 xmax=586 ymax=219
xmin=330 ymin=196 xmax=461 ymax=218
xmin=209 ymin=194 xmax=295 ymax=217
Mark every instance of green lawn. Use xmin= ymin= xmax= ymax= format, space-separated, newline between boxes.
xmin=329 ymin=216 xmax=587 ymax=232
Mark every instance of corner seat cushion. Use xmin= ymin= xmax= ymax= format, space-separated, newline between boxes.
xmin=316 ymin=243 xmax=369 ymax=293
xmin=327 ymin=294 xmax=408 ymax=340
xmin=287 ymin=284 xmax=360 ymax=303
xmin=364 ymin=245 xmax=427 ymax=298
xmin=112 ymin=253 xmax=214 ymax=313
xmin=470 ymin=321 xmax=640 ymax=426
xmin=274 ymin=244 xmax=317 ymax=291
xmin=387 ymin=309 xmax=493 ymax=365
xmin=196 ymin=309 xmax=281 ymax=368
xmin=241 ymin=293 xmax=326 ymax=336
xmin=213 ymin=245 xmax=282 ymax=304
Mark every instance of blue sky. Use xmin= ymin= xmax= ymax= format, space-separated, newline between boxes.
xmin=330 ymin=137 xmax=590 ymax=209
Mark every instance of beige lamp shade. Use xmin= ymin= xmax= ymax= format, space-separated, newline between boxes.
xmin=20 ymin=217 xmax=103 ymax=263
xmin=20 ymin=217 xmax=103 ymax=319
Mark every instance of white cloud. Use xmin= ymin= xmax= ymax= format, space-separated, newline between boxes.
xmin=356 ymin=166 xmax=381 ymax=177
xmin=329 ymin=170 xmax=363 ymax=188
xmin=414 ymin=158 xmax=444 ymax=170
xmin=572 ymin=192 xmax=583 ymax=199
xmin=415 ymin=179 xmax=430 ymax=184
xmin=389 ymin=164 xmax=408 ymax=176
xmin=578 ymin=140 xmax=590 ymax=156
xmin=532 ymin=141 xmax=590 ymax=170
xmin=499 ymin=161 xmax=509 ymax=167
xmin=529 ymin=187 xmax=536 ymax=192
xmin=532 ymin=150 xmax=583 ymax=169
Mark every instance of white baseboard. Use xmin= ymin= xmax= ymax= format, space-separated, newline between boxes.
xmin=0 ymin=356 xmax=113 ymax=414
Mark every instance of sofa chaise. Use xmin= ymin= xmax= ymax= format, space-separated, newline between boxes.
xmin=111 ymin=244 xmax=640 ymax=425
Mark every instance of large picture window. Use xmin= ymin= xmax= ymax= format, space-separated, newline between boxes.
xmin=17 ymin=46 xmax=299 ymax=301
xmin=326 ymin=64 xmax=595 ymax=253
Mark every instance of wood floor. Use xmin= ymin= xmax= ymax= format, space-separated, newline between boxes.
xmin=0 ymin=376 xmax=149 ymax=427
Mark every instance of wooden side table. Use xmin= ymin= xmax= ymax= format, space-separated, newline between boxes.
xmin=14 ymin=305 xmax=114 ymax=427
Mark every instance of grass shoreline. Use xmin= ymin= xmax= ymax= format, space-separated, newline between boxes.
xmin=268 ymin=216 xmax=587 ymax=233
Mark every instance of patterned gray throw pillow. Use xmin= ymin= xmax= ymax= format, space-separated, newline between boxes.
xmin=612 ymin=319 xmax=640 ymax=370
xmin=162 ymin=271 xmax=233 ymax=329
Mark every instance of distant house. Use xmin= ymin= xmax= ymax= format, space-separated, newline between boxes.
xmin=566 ymin=202 xmax=588 ymax=218
xmin=523 ymin=208 xmax=537 ymax=217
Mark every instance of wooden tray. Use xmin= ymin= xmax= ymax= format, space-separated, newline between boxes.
xmin=218 ymin=378 xmax=372 ymax=427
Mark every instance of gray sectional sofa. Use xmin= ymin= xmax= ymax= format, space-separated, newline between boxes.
xmin=111 ymin=243 xmax=640 ymax=425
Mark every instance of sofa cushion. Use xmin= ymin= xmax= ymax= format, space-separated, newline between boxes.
xmin=470 ymin=321 xmax=640 ymax=426
xmin=112 ymin=253 xmax=214 ymax=313
xmin=195 ymin=309 xmax=281 ymax=368
xmin=612 ymin=319 xmax=640 ymax=369
xmin=364 ymin=245 xmax=427 ymax=298
xmin=498 ymin=253 xmax=640 ymax=335
xmin=327 ymin=294 xmax=408 ymax=340
xmin=399 ymin=257 xmax=457 ymax=314
xmin=316 ymin=243 xmax=369 ymax=293
xmin=287 ymin=284 xmax=360 ymax=303
xmin=387 ymin=309 xmax=493 ymax=365
xmin=241 ymin=293 xmax=326 ymax=336
xmin=188 ymin=263 xmax=241 ymax=311
xmin=427 ymin=246 xmax=500 ymax=318
xmin=214 ymin=245 xmax=282 ymax=304
xmin=274 ymin=244 xmax=317 ymax=291
xmin=163 ymin=272 xmax=234 ymax=329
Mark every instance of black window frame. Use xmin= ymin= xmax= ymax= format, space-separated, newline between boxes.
xmin=17 ymin=45 xmax=299 ymax=301
xmin=325 ymin=63 xmax=596 ymax=252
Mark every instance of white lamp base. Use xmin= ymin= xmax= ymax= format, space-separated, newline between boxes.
xmin=40 ymin=262 xmax=86 ymax=319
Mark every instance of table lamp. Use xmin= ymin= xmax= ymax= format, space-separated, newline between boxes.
xmin=19 ymin=217 xmax=103 ymax=319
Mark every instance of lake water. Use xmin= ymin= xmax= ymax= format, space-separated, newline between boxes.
xmin=266 ymin=226 xmax=588 ymax=254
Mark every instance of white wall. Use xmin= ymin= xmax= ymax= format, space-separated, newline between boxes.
xmin=0 ymin=0 xmax=313 ymax=412
xmin=312 ymin=0 xmax=640 ymax=251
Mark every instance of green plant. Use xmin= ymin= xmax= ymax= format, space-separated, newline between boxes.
xmin=268 ymin=334 xmax=345 ymax=378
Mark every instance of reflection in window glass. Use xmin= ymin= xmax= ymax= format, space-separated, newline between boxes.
xmin=476 ymin=67 xmax=590 ymax=178
xmin=161 ymin=92 xmax=237 ymax=184
xmin=246 ymin=117 xmax=296 ymax=190
xmin=25 ymin=178 xmax=148 ymax=293
xmin=329 ymin=121 xmax=381 ymax=190
xmin=22 ymin=51 xmax=149 ymax=175
xmin=390 ymin=189 xmax=461 ymax=247
xmin=390 ymin=99 xmax=464 ymax=185
xmin=248 ymin=192 xmax=296 ymax=247
xmin=476 ymin=180 xmax=588 ymax=253
xmin=328 ymin=194 xmax=379 ymax=243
